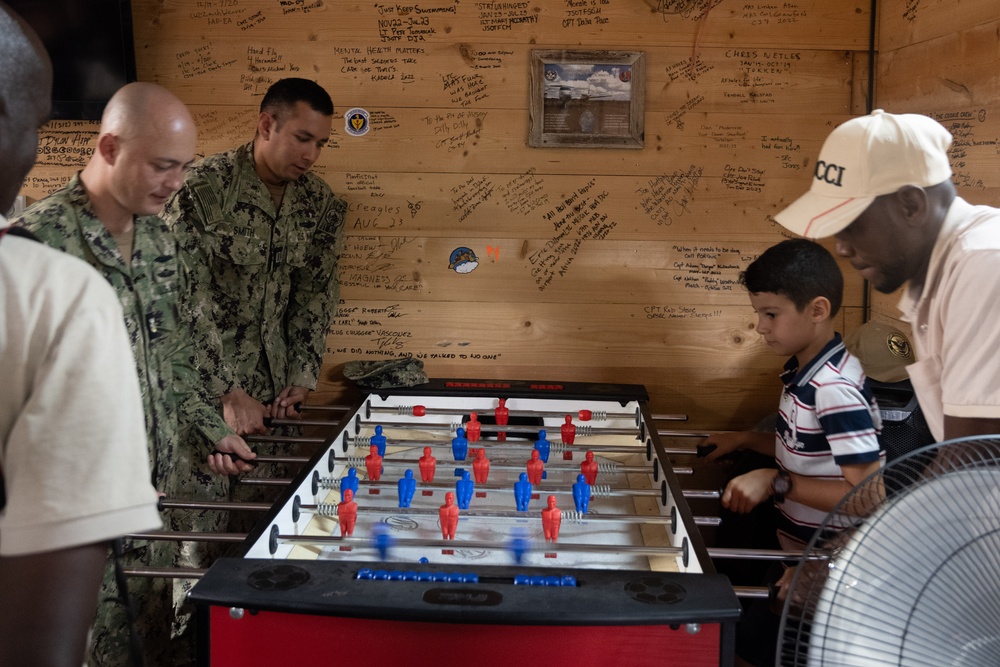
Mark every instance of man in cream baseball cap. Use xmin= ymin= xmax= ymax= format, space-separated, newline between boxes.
xmin=775 ymin=109 xmax=1000 ymax=442
xmin=776 ymin=110 xmax=953 ymax=240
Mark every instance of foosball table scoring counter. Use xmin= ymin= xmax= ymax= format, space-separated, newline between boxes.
xmin=190 ymin=379 xmax=741 ymax=666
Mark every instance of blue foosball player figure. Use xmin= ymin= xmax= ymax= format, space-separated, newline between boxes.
xmin=372 ymin=523 xmax=394 ymax=560
xmin=572 ymin=473 xmax=591 ymax=513
xmin=397 ymin=469 xmax=417 ymax=508
xmin=370 ymin=424 xmax=387 ymax=456
xmin=508 ymin=528 xmax=529 ymax=564
xmin=342 ymin=467 xmax=360 ymax=501
xmin=452 ymin=426 xmax=469 ymax=461
xmin=456 ymin=470 xmax=474 ymax=509
xmin=534 ymin=429 xmax=551 ymax=463
xmin=514 ymin=472 xmax=533 ymax=511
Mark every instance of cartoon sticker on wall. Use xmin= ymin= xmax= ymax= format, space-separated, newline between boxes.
xmin=449 ymin=247 xmax=479 ymax=274
xmin=345 ymin=108 xmax=370 ymax=137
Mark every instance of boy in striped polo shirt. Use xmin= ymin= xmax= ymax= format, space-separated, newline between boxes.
xmin=701 ymin=238 xmax=884 ymax=666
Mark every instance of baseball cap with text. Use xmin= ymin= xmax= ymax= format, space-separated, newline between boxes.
xmin=774 ymin=110 xmax=953 ymax=238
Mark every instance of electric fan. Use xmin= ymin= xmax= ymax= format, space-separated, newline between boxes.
xmin=777 ymin=437 xmax=1000 ymax=667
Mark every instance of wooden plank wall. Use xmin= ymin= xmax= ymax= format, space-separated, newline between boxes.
xmin=869 ymin=0 xmax=1000 ymax=331
xmin=20 ymin=0 xmax=874 ymax=429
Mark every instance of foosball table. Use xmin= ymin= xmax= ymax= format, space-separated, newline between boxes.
xmin=189 ymin=379 xmax=741 ymax=666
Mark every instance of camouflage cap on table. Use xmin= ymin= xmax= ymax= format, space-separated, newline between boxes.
xmin=343 ymin=358 xmax=429 ymax=389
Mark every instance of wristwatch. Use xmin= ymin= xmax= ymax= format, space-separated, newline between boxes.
xmin=771 ymin=469 xmax=792 ymax=503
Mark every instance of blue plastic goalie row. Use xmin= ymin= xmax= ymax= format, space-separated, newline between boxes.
xmin=356 ymin=568 xmax=480 ymax=583
xmin=513 ymin=574 xmax=578 ymax=587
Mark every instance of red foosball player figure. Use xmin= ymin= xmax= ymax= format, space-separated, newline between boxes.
xmin=581 ymin=450 xmax=598 ymax=485
xmin=473 ymin=447 xmax=491 ymax=483
xmin=561 ymin=415 xmax=576 ymax=445
xmin=337 ymin=488 xmax=358 ymax=537
xmin=418 ymin=446 xmax=437 ymax=483
xmin=466 ymin=411 xmax=482 ymax=442
xmin=541 ymin=495 xmax=562 ymax=543
xmin=439 ymin=492 xmax=459 ymax=540
xmin=495 ymin=398 xmax=509 ymax=442
xmin=365 ymin=445 xmax=383 ymax=482
xmin=526 ymin=449 xmax=545 ymax=485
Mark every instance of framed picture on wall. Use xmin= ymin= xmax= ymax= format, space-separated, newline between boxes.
xmin=528 ymin=50 xmax=645 ymax=149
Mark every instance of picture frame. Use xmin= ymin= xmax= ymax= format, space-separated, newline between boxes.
xmin=528 ymin=50 xmax=645 ymax=149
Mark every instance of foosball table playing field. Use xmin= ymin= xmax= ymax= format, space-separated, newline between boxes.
xmin=189 ymin=379 xmax=741 ymax=666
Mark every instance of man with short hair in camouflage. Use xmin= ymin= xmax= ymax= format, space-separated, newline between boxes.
xmin=164 ymin=77 xmax=346 ymax=457
xmin=14 ymin=81 xmax=255 ymax=667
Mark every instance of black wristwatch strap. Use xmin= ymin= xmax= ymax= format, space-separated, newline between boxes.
xmin=772 ymin=469 xmax=791 ymax=503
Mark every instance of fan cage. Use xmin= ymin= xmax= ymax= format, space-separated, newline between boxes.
xmin=777 ymin=436 xmax=1000 ymax=667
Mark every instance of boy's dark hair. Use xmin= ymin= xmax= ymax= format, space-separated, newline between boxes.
xmin=739 ymin=239 xmax=843 ymax=315
xmin=260 ymin=78 xmax=333 ymax=118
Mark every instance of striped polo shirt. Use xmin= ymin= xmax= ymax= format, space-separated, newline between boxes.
xmin=774 ymin=334 xmax=884 ymax=547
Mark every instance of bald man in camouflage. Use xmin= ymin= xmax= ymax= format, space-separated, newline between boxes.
xmin=14 ymin=82 xmax=254 ymax=666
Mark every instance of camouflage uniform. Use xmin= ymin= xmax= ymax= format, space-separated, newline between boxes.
xmin=164 ymin=141 xmax=346 ymax=405
xmin=164 ymin=139 xmax=345 ymax=546
xmin=13 ymin=172 xmax=234 ymax=667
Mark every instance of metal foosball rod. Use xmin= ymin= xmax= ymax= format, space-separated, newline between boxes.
xmin=158 ymin=498 xmax=271 ymax=513
xmin=299 ymin=403 xmax=690 ymax=425
xmin=304 ymin=503 xmax=679 ymax=525
xmin=656 ymin=430 xmax=709 ymax=459
xmin=299 ymin=501 xmax=722 ymax=529
xmin=299 ymin=404 xmax=352 ymax=413
xmin=123 ymin=566 xmax=208 ymax=579
xmin=273 ymin=532 xmax=687 ymax=559
xmin=245 ymin=434 xmax=327 ymax=445
xmin=363 ymin=404 xmax=689 ymax=423
xmin=659 ymin=445 xmax=700 ymax=455
xmin=337 ymin=452 xmax=693 ymax=477
xmin=651 ymin=412 xmax=689 ymax=422
xmin=214 ymin=453 xmax=313 ymax=465
xmin=235 ymin=476 xmax=720 ymax=500
xmin=314 ymin=475 xmax=702 ymax=500
xmin=265 ymin=418 xmax=345 ymax=428
xmin=707 ymin=547 xmax=830 ymax=561
xmin=357 ymin=421 xmax=645 ymax=438
xmin=654 ymin=429 xmax=742 ymax=456
xmin=732 ymin=586 xmax=770 ymax=599
xmin=127 ymin=531 xmax=248 ymax=543
xmin=237 ymin=477 xmax=297 ymax=487
xmin=346 ymin=434 xmax=659 ymax=456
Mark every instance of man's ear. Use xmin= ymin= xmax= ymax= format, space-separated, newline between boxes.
xmin=96 ymin=133 xmax=119 ymax=164
xmin=809 ymin=296 xmax=831 ymax=321
xmin=894 ymin=185 xmax=929 ymax=223
xmin=257 ymin=111 xmax=276 ymax=140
